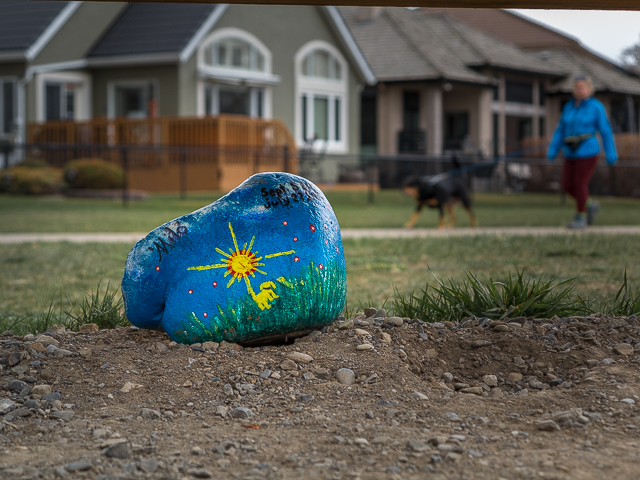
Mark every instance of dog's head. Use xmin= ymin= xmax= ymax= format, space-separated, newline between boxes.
xmin=402 ymin=175 xmax=427 ymax=198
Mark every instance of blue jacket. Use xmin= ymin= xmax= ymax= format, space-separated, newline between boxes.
xmin=548 ymin=97 xmax=617 ymax=164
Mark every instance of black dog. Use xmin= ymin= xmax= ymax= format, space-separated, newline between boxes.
xmin=402 ymin=174 xmax=478 ymax=229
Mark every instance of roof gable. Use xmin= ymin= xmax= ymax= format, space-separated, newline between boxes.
xmin=0 ymin=1 xmax=70 ymax=54
xmin=88 ymin=3 xmax=218 ymax=58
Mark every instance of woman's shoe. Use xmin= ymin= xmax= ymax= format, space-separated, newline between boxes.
xmin=587 ymin=200 xmax=600 ymax=225
xmin=567 ymin=214 xmax=587 ymax=229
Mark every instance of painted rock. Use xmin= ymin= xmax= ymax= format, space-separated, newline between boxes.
xmin=122 ymin=172 xmax=346 ymax=344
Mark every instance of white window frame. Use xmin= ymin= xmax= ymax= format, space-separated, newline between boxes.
xmin=0 ymin=77 xmax=18 ymax=136
xmin=196 ymin=28 xmax=276 ymax=119
xmin=107 ymin=79 xmax=160 ymax=120
xmin=35 ymin=71 xmax=91 ymax=122
xmin=295 ymin=40 xmax=348 ymax=153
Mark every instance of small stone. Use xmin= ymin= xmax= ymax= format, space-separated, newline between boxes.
xmin=104 ymin=442 xmax=130 ymax=459
xmin=357 ymin=343 xmax=374 ymax=351
xmin=191 ymin=446 xmax=205 ymax=455
xmin=40 ymin=369 xmax=54 ymax=380
xmin=354 ymin=438 xmax=369 ymax=445
xmin=374 ymin=308 xmax=386 ymax=318
xmin=187 ymin=468 xmax=213 ymax=479
xmin=488 ymin=388 xmax=503 ymax=399
xmin=549 ymin=378 xmax=564 ymax=387
xmin=492 ymin=324 xmax=509 ymax=332
xmin=34 ymin=335 xmax=59 ymax=347
xmin=8 ymin=351 xmax=26 ymax=367
xmin=482 ymin=375 xmax=498 ymax=387
xmin=78 ymin=348 xmax=92 ymax=358
xmin=412 ymin=391 xmax=428 ymax=400
xmin=29 ymin=343 xmax=47 ymax=353
xmin=443 ymin=372 xmax=454 ymax=382
xmin=259 ymin=369 xmax=272 ymax=379
xmin=286 ymin=352 xmax=314 ymax=364
xmin=536 ymin=420 xmax=560 ymax=431
xmin=215 ymin=405 xmax=228 ymax=417
xmin=139 ymin=408 xmax=162 ymax=420
xmin=65 ymin=461 xmax=93 ymax=472
xmin=8 ymin=380 xmax=28 ymax=393
xmin=408 ymin=440 xmax=429 ymax=452
xmin=614 ymin=343 xmax=634 ymax=356
xmin=471 ymin=340 xmax=492 ymax=349
xmin=280 ymin=359 xmax=297 ymax=371
xmin=508 ymin=372 xmax=523 ymax=382
xmin=338 ymin=319 xmax=354 ymax=330
xmin=364 ymin=308 xmax=377 ymax=318
xmin=92 ymin=429 xmax=109 ymax=440
xmin=621 ymin=398 xmax=636 ymax=405
xmin=354 ymin=328 xmax=369 ymax=335
xmin=311 ymin=368 xmax=331 ymax=380
xmin=202 ymin=341 xmax=219 ymax=351
xmin=120 ymin=382 xmax=142 ymax=393
xmin=381 ymin=332 xmax=392 ymax=343
xmin=230 ymin=407 xmax=253 ymax=418
xmin=43 ymin=392 xmax=61 ymax=403
xmin=386 ymin=317 xmax=403 ymax=326
xmin=0 ymin=399 xmax=17 ymax=415
xmin=49 ymin=410 xmax=74 ymax=421
xmin=79 ymin=323 xmax=99 ymax=333
xmin=139 ymin=458 xmax=158 ymax=473
xmin=335 ymin=368 xmax=356 ymax=385
xmin=460 ymin=387 xmax=484 ymax=396
xmin=32 ymin=384 xmax=52 ymax=396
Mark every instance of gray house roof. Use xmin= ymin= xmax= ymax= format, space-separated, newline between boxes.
xmin=538 ymin=49 xmax=640 ymax=96
xmin=338 ymin=7 xmax=565 ymax=84
xmin=0 ymin=1 xmax=69 ymax=54
xmin=88 ymin=3 xmax=217 ymax=58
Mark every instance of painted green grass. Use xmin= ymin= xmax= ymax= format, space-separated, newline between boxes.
xmin=172 ymin=260 xmax=346 ymax=344
xmin=2 ymin=191 xmax=640 ymax=232
xmin=2 ymin=234 xmax=640 ymax=334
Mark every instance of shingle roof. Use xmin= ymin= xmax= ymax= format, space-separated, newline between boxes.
xmin=88 ymin=3 xmax=217 ymax=58
xmin=538 ymin=49 xmax=640 ymax=96
xmin=338 ymin=7 xmax=564 ymax=84
xmin=0 ymin=1 xmax=69 ymax=53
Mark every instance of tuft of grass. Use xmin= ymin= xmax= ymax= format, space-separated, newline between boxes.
xmin=64 ymin=281 xmax=130 ymax=331
xmin=392 ymin=268 xmax=587 ymax=322
xmin=603 ymin=270 xmax=640 ymax=317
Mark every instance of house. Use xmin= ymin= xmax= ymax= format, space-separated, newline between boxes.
xmin=0 ymin=1 xmax=374 ymax=189
xmin=340 ymin=7 xmax=640 ymax=160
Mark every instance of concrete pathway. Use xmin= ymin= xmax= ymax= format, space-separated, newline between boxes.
xmin=1 ymin=226 xmax=639 ymax=244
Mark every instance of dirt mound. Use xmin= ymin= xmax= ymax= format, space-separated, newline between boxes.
xmin=1 ymin=313 xmax=640 ymax=479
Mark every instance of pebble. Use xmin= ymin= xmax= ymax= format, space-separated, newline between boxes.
xmin=408 ymin=440 xmax=429 ymax=452
xmin=139 ymin=408 xmax=162 ymax=420
xmin=49 ymin=410 xmax=74 ymax=421
xmin=0 ymin=399 xmax=17 ymax=414
xmin=357 ymin=343 xmax=374 ymax=351
xmin=386 ymin=317 xmax=404 ymax=326
xmin=364 ymin=307 xmax=377 ymax=318
xmin=65 ymin=461 xmax=93 ymax=472
xmin=614 ymin=343 xmax=634 ymax=356
xmin=259 ymin=369 xmax=272 ymax=379
xmin=31 ymin=385 xmax=52 ymax=396
xmin=354 ymin=328 xmax=369 ymax=335
xmin=188 ymin=468 xmax=213 ymax=478
xmin=79 ymin=323 xmax=99 ymax=333
xmin=280 ymin=359 xmax=297 ymax=371
xmin=471 ymin=340 xmax=492 ymax=349
xmin=492 ymin=325 xmax=509 ymax=332
xmin=443 ymin=372 xmax=454 ymax=382
xmin=537 ymin=420 xmax=560 ymax=431
xmin=413 ymin=391 xmax=428 ymax=400
xmin=381 ymin=332 xmax=392 ymax=343
xmin=286 ymin=352 xmax=314 ymax=364
xmin=482 ymin=375 xmax=498 ymax=387
xmin=335 ymin=368 xmax=356 ymax=385
xmin=460 ymin=387 xmax=483 ymax=396
xmin=508 ymin=372 xmax=523 ymax=382
xmin=215 ymin=406 xmax=228 ymax=418
xmin=312 ymin=368 xmax=331 ymax=380
xmin=104 ymin=442 xmax=130 ymax=459
xmin=230 ymin=407 xmax=253 ymax=418
xmin=621 ymin=398 xmax=636 ymax=404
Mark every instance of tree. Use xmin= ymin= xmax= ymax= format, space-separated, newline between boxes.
xmin=621 ymin=35 xmax=640 ymax=74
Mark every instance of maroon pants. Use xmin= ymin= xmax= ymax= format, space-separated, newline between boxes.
xmin=562 ymin=156 xmax=599 ymax=213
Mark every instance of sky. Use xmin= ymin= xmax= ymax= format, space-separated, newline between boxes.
xmin=510 ymin=9 xmax=640 ymax=65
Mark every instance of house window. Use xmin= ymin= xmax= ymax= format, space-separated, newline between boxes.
xmin=296 ymin=41 xmax=348 ymax=152
xmin=1 ymin=79 xmax=17 ymax=135
xmin=203 ymin=38 xmax=265 ymax=72
xmin=444 ymin=112 xmax=469 ymax=151
xmin=111 ymin=83 xmax=156 ymax=119
xmin=203 ymin=84 xmax=265 ymax=118
xmin=506 ymin=80 xmax=533 ymax=104
xmin=45 ymin=82 xmax=77 ymax=121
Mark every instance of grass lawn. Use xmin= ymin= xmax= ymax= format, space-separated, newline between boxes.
xmin=1 ymin=190 xmax=640 ymax=233
xmin=2 ymin=235 xmax=639 ymax=328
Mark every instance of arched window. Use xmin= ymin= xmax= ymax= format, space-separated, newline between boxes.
xmin=197 ymin=28 xmax=277 ymax=119
xmin=296 ymin=41 xmax=348 ymax=153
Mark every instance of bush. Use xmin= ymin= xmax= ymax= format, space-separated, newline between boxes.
xmin=64 ymin=158 xmax=124 ymax=190
xmin=0 ymin=165 xmax=62 ymax=195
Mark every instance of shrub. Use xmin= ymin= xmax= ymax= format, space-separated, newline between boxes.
xmin=64 ymin=158 xmax=124 ymax=190
xmin=0 ymin=165 xmax=62 ymax=195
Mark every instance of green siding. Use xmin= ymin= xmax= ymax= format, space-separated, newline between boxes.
xmin=32 ymin=2 xmax=127 ymax=66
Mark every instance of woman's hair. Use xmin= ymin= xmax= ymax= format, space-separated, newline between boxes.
xmin=573 ymin=75 xmax=594 ymax=95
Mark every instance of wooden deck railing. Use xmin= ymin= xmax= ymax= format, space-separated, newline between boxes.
xmin=26 ymin=115 xmax=298 ymax=191
xmin=521 ymin=133 xmax=640 ymax=160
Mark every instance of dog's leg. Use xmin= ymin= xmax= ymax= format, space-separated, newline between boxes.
xmin=465 ymin=208 xmax=478 ymax=227
xmin=405 ymin=211 xmax=421 ymax=229
xmin=445 ymin=203 xmax=456 ymax=228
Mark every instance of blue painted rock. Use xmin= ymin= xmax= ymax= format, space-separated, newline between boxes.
xmin=122 ymin=172 xmax=346 ymax=344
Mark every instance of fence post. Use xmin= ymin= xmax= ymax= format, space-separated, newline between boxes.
xmin=180 ymin=148 xmax=187 ymax=200
xmin=122 ymin=146 xmax=129 ymax=208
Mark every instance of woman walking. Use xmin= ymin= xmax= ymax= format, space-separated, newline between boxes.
xmin=548 ymin=75 xmax=618 ymax=229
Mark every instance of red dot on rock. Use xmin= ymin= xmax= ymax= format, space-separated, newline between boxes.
xmin=155 ymin=266 xmax=160 ymax=271
xmin=319 ymin=264 xmax=324 ymax=270
xmin=293 ymin=237 xmax=298 ymax=242
xmin=213 ymin=282 xmax=218 ymax=287
xmin=283 ymin=221 xmax=288 ymax=226
xmin=310 ymin=224 xmax=316 ymax=232
xmin=203 ymin=312 xmax=208 ymax=318
xmin=294 ymin=256 xmax=300 ymax=263
xmin=188 ymin=289 xmax=193 ymax=294
xmin=336 ymin=247 xmax=340 ymax=254
xmin=325 ymin=239 xmax=328 ymax=245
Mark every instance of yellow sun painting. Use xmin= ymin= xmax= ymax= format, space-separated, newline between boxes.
xmin=187 ymin=222 xmax=295 ymax=310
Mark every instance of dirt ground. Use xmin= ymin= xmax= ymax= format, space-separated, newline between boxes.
xmin=1 ymin=311 xmax=640 ymax=480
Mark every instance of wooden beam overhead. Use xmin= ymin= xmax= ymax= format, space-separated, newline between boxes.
xmin=92 ymin=0 xmax=640 ymax=11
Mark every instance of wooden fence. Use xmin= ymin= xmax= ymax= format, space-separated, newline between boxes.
xmin=521 ymin=133 xmax=640 ymax=160
xmin=26 ymin=115 xmax=298 ymax=192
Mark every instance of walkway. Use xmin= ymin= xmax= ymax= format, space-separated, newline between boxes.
xmin=1 ymin=226 xmax=639 ymax=244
